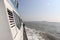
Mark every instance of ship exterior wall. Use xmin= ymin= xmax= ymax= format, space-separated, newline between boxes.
xmin=0 ymin=0 xmax=13 ymax=40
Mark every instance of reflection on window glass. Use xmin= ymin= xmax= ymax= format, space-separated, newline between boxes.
xmin=13 ymin=11 xmax=21 ymax=29
xmin=10 ymin=0 xmax=18 ymax=8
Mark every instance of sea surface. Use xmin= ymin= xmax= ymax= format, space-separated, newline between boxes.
xmin=24 ymin=21 xmax=60 ymax=40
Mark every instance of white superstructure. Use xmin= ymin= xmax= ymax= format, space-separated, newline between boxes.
xmin=0 ymin=0 xmax=28 ymax=40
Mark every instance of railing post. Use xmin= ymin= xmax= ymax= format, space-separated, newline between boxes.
xmin=23 ymin=23 xmax=28 ymax=40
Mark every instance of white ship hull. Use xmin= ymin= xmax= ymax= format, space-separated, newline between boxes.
xmin=0 ymin=0 xmax=28 ymax=40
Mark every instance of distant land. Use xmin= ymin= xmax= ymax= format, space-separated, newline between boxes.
xmin=24 ymin=21 xmax=60 ymax=39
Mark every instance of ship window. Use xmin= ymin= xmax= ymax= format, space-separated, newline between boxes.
xmin=7 ymin=9 xmax=15 ymax=28
xmin=11 ymin=25 xmax=15 ymax=28
xmin=10 ymin=0 xmax=19 ymax=9
xmin=13 ymin=11 xmax=21 ymax=29
xmin=10 ymin=20 xmax=14 ymax=23
xmin=10 ymin=23 xmax=15 ymax=25
xmin=9 ymin=16 xmax=13 ymax=18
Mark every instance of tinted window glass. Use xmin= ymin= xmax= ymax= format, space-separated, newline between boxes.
xmin=7 ymin=9 xmax=15 ymax=28
xmin=13 ymin=11 xmax=21 ymax=29
xmin=10 ymin=0 xmax=18 ymax=8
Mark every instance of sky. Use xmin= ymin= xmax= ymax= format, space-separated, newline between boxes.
xmin=18 ymin=0 xmax=60 ymax=22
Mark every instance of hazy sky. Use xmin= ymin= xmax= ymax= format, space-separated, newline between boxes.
xmin=18 ymin=0 xmax=60 ymax=22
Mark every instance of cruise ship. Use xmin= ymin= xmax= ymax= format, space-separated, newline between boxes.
xmin=0 ymin=0 xmax=28 ymax=40
xmin=0 ymin=0 xmax=59 ymax=40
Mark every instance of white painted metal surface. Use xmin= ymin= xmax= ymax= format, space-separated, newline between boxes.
xmin=0 ymin=0 xmax=26 ymax=40
xmin=0 ymin=0 xmax=13 ymax=40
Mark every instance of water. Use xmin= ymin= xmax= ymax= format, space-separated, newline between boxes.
xmin=24 ymin=21 xmax=60 ymax=40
